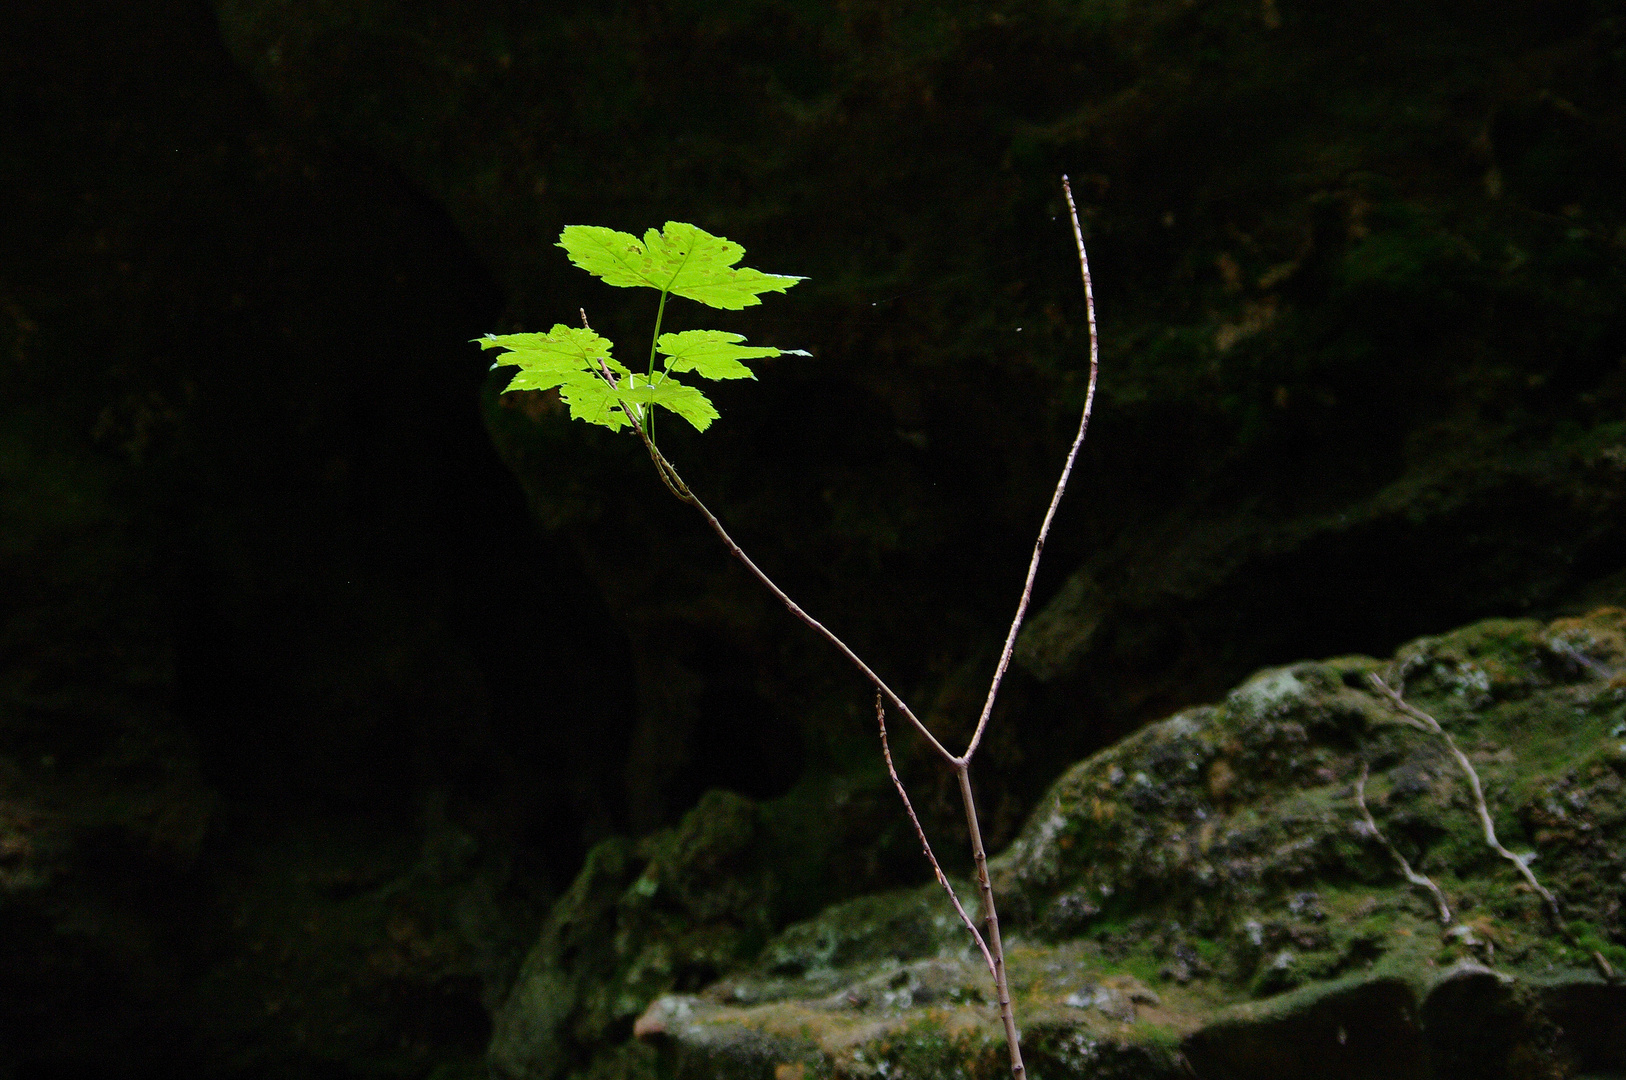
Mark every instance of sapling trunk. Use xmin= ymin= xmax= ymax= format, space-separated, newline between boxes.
xmin=959 ymin=764 xmax=1025 ymax=1076
xmin=484 ymin=183 xmax=1100 ymax=1079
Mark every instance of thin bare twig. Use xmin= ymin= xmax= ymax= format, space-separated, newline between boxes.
xmin=625 ymin=410 xmax=957 ymax=764
xmin=945 ymin=176 xmax=1100 ymax=1080
xmin=626 ymin=344 xmax=1024 ymax=1079
xmin=1354 ymin=763 xmax=1452 ymax=923
xmin=583 ymin=328 xmax=694 ymax=504
xmin=962 ymin=174 xmax=1100 ymax=762
xmin=1367 ymin=673 xmax=1562 ymax=927
xmin=876 ymin=693 xmax=997 ymax=979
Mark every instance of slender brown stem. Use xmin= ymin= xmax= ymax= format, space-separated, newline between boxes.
xmin=963 ymin=174 xmax=1099 ymax=761
xmin=958 ymin=766 xmax=1024 ymax=1079
xmin=626 ymin=419 xmax=955 ymax=763
xmin=876 ymin=694 xmax=997 ymax=978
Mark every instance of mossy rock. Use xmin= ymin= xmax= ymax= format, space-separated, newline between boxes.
xmin=502 ymin=609 xmax=1626 ymax=1078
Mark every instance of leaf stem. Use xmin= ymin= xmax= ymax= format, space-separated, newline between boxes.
xmin=649 ymin=290 xmax=670 ymax=378
xmin=647 ymin=289 xmax=671 ymax=440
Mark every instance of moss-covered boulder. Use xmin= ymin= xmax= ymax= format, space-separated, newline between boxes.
xmin=536 ymin=609 xmax=1626 ymax=1079
xmin=996 ymin=608 xmax=1626 ymax=980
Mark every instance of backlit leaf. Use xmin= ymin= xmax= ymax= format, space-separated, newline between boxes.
xmin=558 ymin=378 xmax=633 ymax=431
xmin=657 ymin=330 xmax=782 ymax=381
xmin=479 ymin=326 xmax=635 ymax=430
xmin=617 ymin=374 xmax=720 ymax=432
xmin=479 ymin=326 xmax=625 ymax=377
xmin=477 ymin=224 xmax=803 ymax=434
xmin=559 ymin=222 xmax=803 ymax=310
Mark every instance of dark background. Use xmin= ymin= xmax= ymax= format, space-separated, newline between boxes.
xmin=2 ymin=0 xmax=1623 ymax=1075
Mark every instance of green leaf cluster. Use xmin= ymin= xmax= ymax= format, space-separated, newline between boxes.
xmin=479 ymin=222 xmax=805 ymax=432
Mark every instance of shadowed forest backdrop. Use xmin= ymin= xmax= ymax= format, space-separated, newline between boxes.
xmin=2 ymin=0 xmax=1623 ymax=1076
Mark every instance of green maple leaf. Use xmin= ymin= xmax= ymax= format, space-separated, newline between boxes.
xmin=477 ymin=325 xmax=626 ymax=383
xmin=478 ymin=325 xmax=637 ymax=431
xmin=559 ymin=222 xmax=803 ymax=310
xmin=657 ymin=330 xmax=797 ymax=381
xmin=558 ymin=377 xmax=634 ymax=431
xmin=616 ymin=373 xmax=720 ymax=432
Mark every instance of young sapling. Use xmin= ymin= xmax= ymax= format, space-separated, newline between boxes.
xmin=477 ymin=180 xmax=1100 ymax=1080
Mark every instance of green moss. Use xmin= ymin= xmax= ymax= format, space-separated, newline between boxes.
xmin=1125 ymin=1020 xmax=1183 ymax=1051
xmin=865 ymin=1016 xmax=1003 ymax=1080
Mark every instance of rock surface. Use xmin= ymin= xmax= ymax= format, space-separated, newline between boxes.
xmin=496 ymin=609 xmax=1626 ymax=1078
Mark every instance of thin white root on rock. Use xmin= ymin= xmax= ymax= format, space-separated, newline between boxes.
xmin=1353 ymin=762 xmax=1453 ymax=924
xmin=1367 ymin=673 xmax=1562 ymax=927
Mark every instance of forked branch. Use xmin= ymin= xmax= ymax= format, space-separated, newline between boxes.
xmin=877 ymin=693 xmax=996 ymax=978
